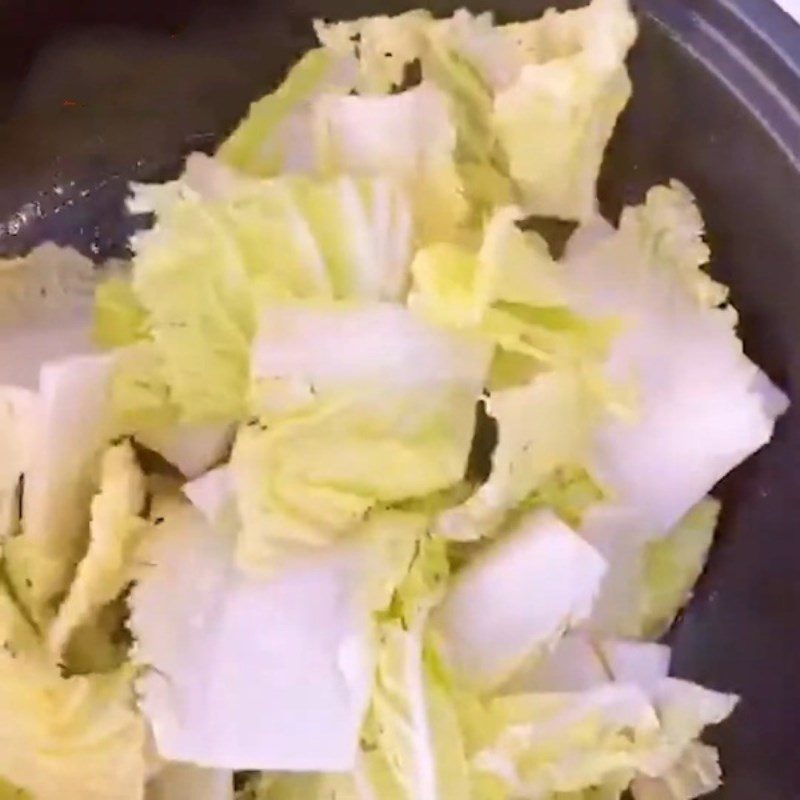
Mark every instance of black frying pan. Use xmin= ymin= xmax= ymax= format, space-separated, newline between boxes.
xmin=1 ymin=0 xmax=799 ymax=796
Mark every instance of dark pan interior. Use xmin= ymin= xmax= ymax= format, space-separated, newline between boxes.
xmin=1 ymin=0 xmax=799 ymax=796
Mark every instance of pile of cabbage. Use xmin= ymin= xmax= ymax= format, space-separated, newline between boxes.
xmin=0 ymin=1 xmax=788 ymax=798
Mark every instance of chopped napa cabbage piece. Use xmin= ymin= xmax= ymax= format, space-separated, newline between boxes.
xmin=494 ymin=0 xmax=637 ymax=220
xmin=288 ymin=176 xmax=414 ymax=300
xmin=638 ymin=679 xmax=738 ymax=785
xmin=605 ymin=181 xmax=725 ymax=310
xmin=640 ymin=497 xmax=720 ymax=638
xmin=129 ymin=197 xmax=258 ymax=423
xmin=0 ymin=387 xmax=34 ymax=540
xmin=126 ymin=172 xmax=417 ymax=422
xmin=631 ymin=742 xmax=724 ymax=800
xmin=0 ymin=650 xmax=145 ymax=800
xmin=436 ymin=369 xmax=602 ymax=541
xmin=564 ymin=182 xmax=788 ymax=534
xmin=0 ymin=244 xmax=99 ymax=388
xmin=359 ymin=623 xmax=471 ymax=800
xmin=241 ymin=538 xmax=463 ymax=800
xmin=432 ymin=511 xmax=605 ymax=689
xmin=147 ymin=764 xmax=232 ymax=800
xmin=129 ymin=152 xmax=265 ymax=215
xmin=578 ymin=505 xmax=652 ymax=638
xmin=358 ymin=535 xmax=470 ymax=800
xmin=93 ymin=276 xmax=149 ymax=348
xmin=314 ymin=1 xmax=636 ymax=221
xmin=581 ymin=497 xmax=719 ymax=639
xmin=19 ymin=353 xmax=117 ymax=616
xmin=490 ymin=636 xmax=734 ymax=797
xmin=131 ymin=495 xmax=371 ymax=770
xmin=107 ymin=341 xmax=180 ymax=435
xmin=467 ymin=684 xmax=657 ymax=796
xmin=315 ymin=9 xmax=513 ymax=214
xmin=467 ymin=676 xmax=736 ymax=799
xmin=234 ymin=302 xmax=489 ymax=570
xmin=132 ymin=166 xmax=333 ymax=302
xmin=426 ymin=25 xmax=516 ymax=214
xmin=251 ymin=302 xmax=489 ymax=400
xmin=410 ymin=207 xmax=563 ymax=329
xmin=49 ymin=439 xmax=147 ymax=658
xmin=218 ymin=48 xmax=356 ymax=175
xmin=315 ymin=83 xmax=467 ymax=243
xmin=504 ymin=637 xmax=734 ymax=798
xmin=131 ymin=493 xmax=424 ymax=771
xmin=410 ymin=207 xmax=616 ymax=386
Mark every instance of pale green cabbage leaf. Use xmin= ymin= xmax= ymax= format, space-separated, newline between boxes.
xmin=466 ymin=677 xmax=736 ymax=799
xmin=358 ymin=536 xmax=470 ymax=800
xmin=0 ymin=583 xmax=145 ymax=800
xmin=0 ymin=658 xmax=146 ymax=800
xmin=126 ymin=172 xmax=416 ymax=424
xmin=16 ymin=354 xmax=117 ymax=619
xmin=131 ymin=491 xmax=427 ymax=771
xmin=582 ymin=498 xmax=718 ymax=640
xmin=432 ymin=511 xmax=606 ymax=690
xmin=232 ymin=301 xmax=489 ymax=571
xmin=315 ymin=9 xmax=513 ymax=216
xmin=93 ymin=277 xmax=149 ymax=349
xmin=288 ymin=176 xmax=413 ymax=299
xmin=640 ymin=497 xmax=720 ymax=639
xmin=410 ymin=206 xmax=564 ymax=328
xmin=494 ymin=0 xmax=637 ymax=220
xmin=481 ymin=637 xmax=734 ymax=799
xmin=314 ymin=0 xmax=637 ymax=221
xmin=564 ymin=182 xmax=788 ymax=535
xmin=410 ymin=207 xmax=617 ymax=391
xmin=314 ymin=84 xmax=467 ymax=244
xmin=631 ymin=742 xmax=724 ymax=800
xmin=129 ymin=196 xmax=260 ymax=423
xmin=240 ymin=538 xmax=466 ymax=800
xmin=422 ymin=19 xmax=514 ymax=216
xmin=48 ymin=439 xmax=147 ymax=658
